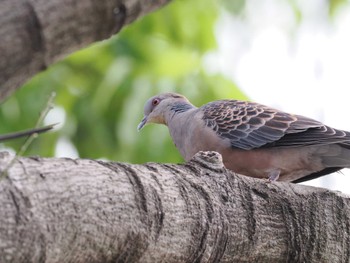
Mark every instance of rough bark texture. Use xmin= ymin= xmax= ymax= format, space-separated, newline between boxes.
xmin=0 ymin=0 xmax=170 ymax=101
xmin=0 ymin=151 xmax=349 ymax=263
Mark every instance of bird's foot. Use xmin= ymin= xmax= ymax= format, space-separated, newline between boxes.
xmin=267 ymin=170 xmax=280 ymax=182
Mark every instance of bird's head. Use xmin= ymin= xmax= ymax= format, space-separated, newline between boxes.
xmin=137 ymin=93 xmax=190 ymax=131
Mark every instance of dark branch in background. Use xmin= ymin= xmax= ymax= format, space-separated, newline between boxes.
xmin=0 ymin=124 xmax=55 ymax=142
xmin=0 ymin=92 xmax=56 ymax=179
xmin=0 ymin=0 xmax=171 ymax=101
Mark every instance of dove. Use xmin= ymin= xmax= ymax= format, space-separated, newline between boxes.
xmin=137 ymin=93 xmax=350 ymax=183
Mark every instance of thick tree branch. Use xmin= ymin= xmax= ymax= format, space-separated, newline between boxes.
xmin=0 ymin=151 xmax=349 ymax=263
xmin=0 ymin=0 xmax=170 ymax=101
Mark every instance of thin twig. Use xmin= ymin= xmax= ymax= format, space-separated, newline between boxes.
xmin=0 ymin=92 xmax=56 ymax=179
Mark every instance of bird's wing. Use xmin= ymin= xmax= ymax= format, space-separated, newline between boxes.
xmin=201 ymin=100 xmax=350 ymax=150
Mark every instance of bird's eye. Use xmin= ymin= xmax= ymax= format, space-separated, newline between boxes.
xmin=152 ymin=98 xmax=160 ymax=106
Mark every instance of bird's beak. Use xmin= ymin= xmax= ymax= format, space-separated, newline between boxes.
xmin=137 ymin=116 xmax=148 ymax=131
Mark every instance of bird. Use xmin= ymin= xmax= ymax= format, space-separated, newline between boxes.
xmin=0 ymin=124 xmax=55 ymax=142
xmin=137 ymin=92 xmax=350 ymax=183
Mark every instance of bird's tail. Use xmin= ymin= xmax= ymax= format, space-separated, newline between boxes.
xmin=319 ymin=143 xmax=350 ymax=168
xmin=0 ymin=123 xmax=56 ymax=142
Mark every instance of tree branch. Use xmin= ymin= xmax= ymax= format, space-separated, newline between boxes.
xmin=0 ymin=151 xmax=349 ymax=263
xmin=0 ymin=0 xmax=170 ymax=101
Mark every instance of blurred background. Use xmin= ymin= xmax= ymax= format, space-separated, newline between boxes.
xmin=1 ymin=0 xmax=350 ymax=193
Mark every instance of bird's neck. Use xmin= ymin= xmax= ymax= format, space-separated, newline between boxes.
xmin=164 ymin=101 xmax=196 ymax=125
xmin=165 ymin=102 xmax=197 ymax=159
xmin=169 ymin=102 xmax=195 ymax=113
xmin=164 ymin=101 xmax=196 ymax=127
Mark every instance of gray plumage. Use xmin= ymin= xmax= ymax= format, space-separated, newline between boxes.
xmin=138 ymin=92 xmax=350 ymax=183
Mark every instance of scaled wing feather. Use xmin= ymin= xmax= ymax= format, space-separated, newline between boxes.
xmin=201 ymin=100 xmax=350 ymax=150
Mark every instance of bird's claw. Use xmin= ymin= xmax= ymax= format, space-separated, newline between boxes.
xmin=267 ymin=170 xmax=280 ymax=182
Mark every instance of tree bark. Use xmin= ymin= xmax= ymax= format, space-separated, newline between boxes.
xmin=0 ymin=0 xmax=170 ymax=101
xmin=0 ymin=151 xmax=349 ymax=263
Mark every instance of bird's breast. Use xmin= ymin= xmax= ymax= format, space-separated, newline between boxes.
xmin=168 ymin=112 xmax=232 ymax=161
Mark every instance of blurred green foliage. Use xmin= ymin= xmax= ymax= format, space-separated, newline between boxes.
xmin=0 ymin=0 xmax=245 ymax=164
xmin=1 ymin=0 xmax=345 ymax=163
xmin=329 ymin=0 xmax=349 ymax=16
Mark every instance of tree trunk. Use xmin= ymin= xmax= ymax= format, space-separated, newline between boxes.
xmin=0 ymin=0 xmax=170 ymax=101
xmin=0 ymin=151 xmax=349 ymax=263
